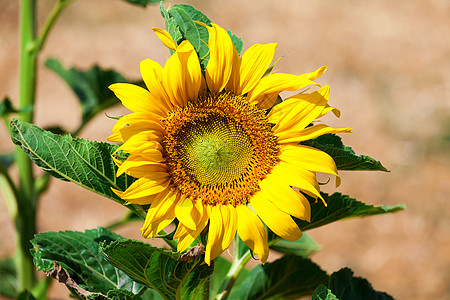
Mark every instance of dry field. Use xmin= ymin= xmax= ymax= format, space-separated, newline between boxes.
xmin=0 ymin=0 xmax=449 ymax=299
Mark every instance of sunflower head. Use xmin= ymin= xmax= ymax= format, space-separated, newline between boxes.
xmin=108 ymin=22 xmax=351 ymax=265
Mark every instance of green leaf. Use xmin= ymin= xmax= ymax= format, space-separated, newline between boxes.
xmin=45 ymin=58 xmax=131 ymax=128
xmin=121 ymin=0 xmax=160 ymax=7
xmin=240 ymin=255 xmax=329 ymax=300
xmin=160 ymin=4 xmax=244 ymax=69
xmin=312 ymin=285 xmax=339 ymax=300
xmin=296 ymin=193 xmax=405 ymax=231
xmin=107 ymin=288 xmax=142 ymax=300
xmin=0 ymin=97 xmax=17 ymax=117
xmin=9 ymin=119 xmax=142 ymax=215
xmin=16 ymin=290 xmax=38 ymax=300
xmin=270 ymin=232 xmax=320 ymax=257
xmin=31 ymin=228 xmax=145 ymax=296
xmin=302 ymin=133 xmax=389 ymax=171
xmin=328 ymin=268 xmax=394 ymax=300
xmin=209 ymin=257 xmax=250 ymax=300
xmin=0 ymin=258 xmax=18 ymax=298
xmin=101 ymin=240 xmax=214 ymax=300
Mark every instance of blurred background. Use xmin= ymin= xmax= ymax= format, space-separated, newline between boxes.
xmin=0 ymin=0 xmax=449 ymax=299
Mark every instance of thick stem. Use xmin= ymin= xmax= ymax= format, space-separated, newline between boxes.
xmin=15 ymin=0 xmax=38 ymax=291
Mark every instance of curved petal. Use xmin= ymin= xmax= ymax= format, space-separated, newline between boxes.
xmin=112 ymin=112 xmax=163 ymax=133
xmin=176 ymin=205 xmax=210 ymax=252
xmin=237 ymin=43 xmax=277 ymax=95
xmin=175 ymin=196 xmax=201 ymax=231
xmin=198 ymin=22 xmax=239 ymax=94
xmin=140 ymin=59 xmax=173 ymax=112
xmin=247 ymin=66 xmax=327 ymax=106
xmin=250 ymin=191 xmax=302 ymax=241
xmin=220 ymin=205 xmax=238 ymax=250
xmin=163 ymin=41 xmax=201 ymax=107
xmin=205 ymin=205 xmax=224 ymax=265
xmin=121 ymin=175 xmax=170 ymax=200
xmin=236 ymin=205 xmax=269 ymax=263
xmin=268 ymin=85 xmax=330 ymax=132
xmin=141 ymin=189 xmax=179 ymax=238
xmin=109 ymin=83 xmax=166 ymax=116
xmin=259 ymin=174 xmax=311 ymax=222
xmin=152 ymin=27 xmax=177 ymax=50
xmin=275 ymin=124 xmax=353 ymax=144
xmin=280 ymin=144 xmax=340 ymax=186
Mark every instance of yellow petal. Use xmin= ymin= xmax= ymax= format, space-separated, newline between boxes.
xmin=116 ymin=121 xmax=165 ymax=143
xmin=140 ymin=59 xmax=173 ymax=112
xmin=109 ymin=83 xmax=166 ymax=116
xmin=198 ymin=22 xmax=239 ymax=94
xmin=259 ymin=175 xmax=311 ymax=222
xmin=121 ymin=176 xmax=170 ymax=200
xmin=269 ymin=85 xmax=330 ymax=133
xmin=236 ymin=205 xmax=269 ymax=263
xmin=141 ymin=190 xmax=178 ymax=238
xmin=205 ymin=205 xmax=224 ymax=265
xmin=248 ymin=66 xmax=327 ymax=105
xmin=163 ymin=41 xmax=201 ymax=107
xmin=175 ymin=196 xmax=197 ymax=230
xmin=112 ymin=112 xmax=163 ymax=133
xmin=220 ymin=205 xmax=238 ymax=250
xmin=176 ymin=205 xmax=210 ymax=252
xmin=238 ymin=43 xmax=277 ymax=95
xmin=117 ymin=158 xmax=166 ymax=178
xmin=152 ymin=27 xmax=177 ymax=50
xmin=275 ymin=124 xmax=353 ymax=144
xmin=250 ymin=191 xmax=302 ymax=241
xmin=280 ymin=144 xmax=340 ymax=186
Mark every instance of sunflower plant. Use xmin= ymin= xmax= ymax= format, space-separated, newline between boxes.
xmin=1 ymin=2 xmax=405 ymax=300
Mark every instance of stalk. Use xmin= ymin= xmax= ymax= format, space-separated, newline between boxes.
xmin=15 ymin=0 xmax=38 ymax=291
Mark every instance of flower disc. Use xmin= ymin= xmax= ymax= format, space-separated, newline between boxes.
xmin=163 ymin=92 xmax=279 ymax=206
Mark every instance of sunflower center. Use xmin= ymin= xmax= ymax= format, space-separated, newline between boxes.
xmin=162 ymin=92 xmax=279 ymax=206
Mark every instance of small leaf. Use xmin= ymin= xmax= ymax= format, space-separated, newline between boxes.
xmin=9 ymin=119 xmax=142 ymax=215
xmin=31 ymin=228 xmax=144 ymax=296
xmin=160 ymin=4 xmax=244 ymax=69
xmin=121 ymin=0 xmax=160 ymax=7
xmin=312 ymin=285 xmax=339 ymax=300
xmin=296 ymin=193 xmax=405 ymax=231
xmin=0 ymin=258 xmax=18 ymax=298
xmin=45 ymin=58 xmax=134 ymax=127
xmin=303 ymin=133 xmax=389 ymax=171
xmin=270 ymin=232 xmax=320 ymax=257
xmin=240 ymin=255 xmax=329 ymax=299
xmin=0 ymin=97 xmax=17 ymax=117
xmin=101 ymin=240 xmax=214 ymax=300
xmin=328 ymin=268 xmax=394 ymax=300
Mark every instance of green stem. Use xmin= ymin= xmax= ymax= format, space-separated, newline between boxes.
xmin=215 ymin=239 xmax=253 ymax=300
xmin=15 ymin=0 xmax=38 ymax=291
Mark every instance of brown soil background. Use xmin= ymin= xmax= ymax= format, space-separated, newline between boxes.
xmin=1 ymin=0 xmax=449 ymax=299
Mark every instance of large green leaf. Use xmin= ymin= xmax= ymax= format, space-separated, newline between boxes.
xmin=312 ymin=285 xmax=339 ymax=300
xmin=9 ymin=119 xmax=142 ymax=216
xmin=239 ymin=255 xmax=329 ymax=300
xmin=296 ymin=192 xmax=405 ymax=232
xmin=31 ymin=228 xmax=144 ymax=296
xmin=45 ymin=58 xmax=132 ymax=128
xmin=0 ymin=258 xmax=18 ymax=298
xmin=270 ymin=232 xmax=320 ymax=257
xmin=302 ymin=133 xmax=389 ymax=171
xmin=101 ymin=240 xmax=214 ymax=300
xmin=328 ymin=268 xmax=394 ymax=300
xmin=160 ymin=4 xmax=244 ymax=69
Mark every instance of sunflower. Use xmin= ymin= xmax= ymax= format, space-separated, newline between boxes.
xmin=108 ymin=22 xmax=351 ymax=265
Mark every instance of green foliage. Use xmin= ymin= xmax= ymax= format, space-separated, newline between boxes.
xmin=303 ymin=133 xmax=389 ymax=171
xmin=239 ymin=255 xmax=329 ymax=299
xmin=0 ymin=97 xmax=18 ymax=117
xmin=312 ymin=285 xmax=339 ymax=300
xmin=209 ymin=257 xmax=250 ymax=300
xmin=296 ymin=192 xmax=405 ymax=232
xmin=31 ymin=228 xmax=145 ymax=296
xmin=270 ymin=232 xmax=320 ymax=257
xmin=0 ymin=152 xmax=15 ymax=169
xmin=121 ymin=0 xmax=160 ymax=7
xmin=101 ymin=240 xmax=214 ymax=300
xmin=16 ymin=290 xmax=38 ymax=300
xmin=0 ymin=258 xmax=18 ymax=298
xmin=44 ymin=58 xmax=132 ymax=129
xmin=160 ymin=4 xmax=243 ymax=69
xmin=9 ymin=119 xmax=142 ymax=216
xmin=328 ymin=268 xmax=394 ymax=300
